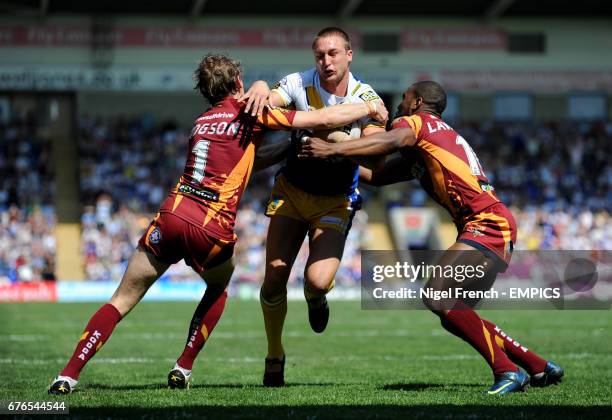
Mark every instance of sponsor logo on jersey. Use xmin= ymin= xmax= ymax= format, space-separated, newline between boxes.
xmin=359 ymin=90 xmax=380 ymax=102
xmin=479 ymin=180 xmax=495 ymax=192
xmin=197 ymin=112 xmax=235 ymax=121
xmin=178 ymin=183 xmax=220 ymax=202
xmin=149 ymin=227 xmax=162 ymax=244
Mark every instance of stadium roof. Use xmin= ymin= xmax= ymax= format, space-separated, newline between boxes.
xmin=2 ymin=0 xmax=612 ymax=19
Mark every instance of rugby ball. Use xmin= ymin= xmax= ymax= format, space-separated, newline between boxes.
xmin=313 ymin=129 xmax=352 ymax=143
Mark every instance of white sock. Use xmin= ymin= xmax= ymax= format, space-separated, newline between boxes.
xmin=173 ymin=363 xmax=191 ymax=377
xmin=55 ymin=375 xmax=78 ymax=388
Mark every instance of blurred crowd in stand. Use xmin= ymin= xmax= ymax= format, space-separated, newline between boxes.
xmin=0 ymin=116 xmax=56 ymax=282
xmin=2 ymin=116 xmax=610 ymax=282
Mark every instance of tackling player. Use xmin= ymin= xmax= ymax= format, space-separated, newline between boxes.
xmin=298 ymin=81 xmax=564 ymax=395
xmin=241 ymin=27 xmax=387 ymax=387
xmin=47 ymin=54 xmax=388 ymax=394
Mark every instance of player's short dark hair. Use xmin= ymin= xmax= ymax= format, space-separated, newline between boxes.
xmin=194 ymin=54 xmax=242 ymax=104
xmin=312 ymin=27 xmax=351 ymax=51
xmin=412 ymin=81 xmax=447 ymax=115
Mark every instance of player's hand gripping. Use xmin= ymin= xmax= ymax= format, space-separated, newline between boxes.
xmin=298 ymin=136 xmax=337 ymax=159
xmin=367 ymin=99 xmax=389 ymax=124
xmin=238 ymin=80 xmax=270 ymax=116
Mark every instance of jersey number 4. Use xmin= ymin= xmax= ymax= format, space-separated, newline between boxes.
xmin=455 ymin=135 xmax=484 ymax=176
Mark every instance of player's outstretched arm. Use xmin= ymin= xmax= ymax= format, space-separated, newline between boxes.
xmin=359 ymin=157 xmax=415 ymax=186
xmin=238 ymin=80 xmax=290 ymax=116
xmin=239 ymin=80 xmax=271 ymax=116
xmin=291 ymin=100 xmax=388 ymax=130
xmin=299 ymin=127 xmax=415 ymax=159
xmin=355 ymin=126 xmax=387 ymax=170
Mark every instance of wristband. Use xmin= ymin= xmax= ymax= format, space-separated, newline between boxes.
xmin=366 ymin=101 xmax=378 ymax=117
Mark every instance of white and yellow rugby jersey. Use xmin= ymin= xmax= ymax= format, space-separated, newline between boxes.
xmin=272 ymin=68 xmax=383 ymax=137
xmin=272 ymin=68 xmax=384 ymax=196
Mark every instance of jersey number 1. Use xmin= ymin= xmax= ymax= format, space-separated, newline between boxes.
xmin=192 ymin=140 xmax=211 ymax=183
xmin=455 ymin=135 xmax=483 ymax=176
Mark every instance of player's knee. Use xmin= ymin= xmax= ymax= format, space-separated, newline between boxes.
xmin=261 ymin=276 xmax=287 ymax=298
xmin=304 ymin=277 xmax=333 ymax=297
xmin=265 ymin=259 xmax=291 ymax=283
xmin=202 ymin=258 xmax=234 ymax=290
xmin=421 ymin=286 xmax=444 ymax=313
xmin=304 ymin=267 xmax=334 ymax=295
xmin=260 ymin=286 xmax=287 ymax=308
xmin=421 ymin=293 xmax=437 ymax=312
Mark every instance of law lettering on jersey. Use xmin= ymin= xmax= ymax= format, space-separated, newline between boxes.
xmin=426 ymin=119 xmax=452 ymax=134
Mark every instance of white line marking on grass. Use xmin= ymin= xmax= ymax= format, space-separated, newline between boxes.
xmin=0 ymin=334 xmax=47 ymax=342
xmin=2 ymin=352 xmax=608 ymax=366
xmin=0 ymin=329 xmax=418 ymax=342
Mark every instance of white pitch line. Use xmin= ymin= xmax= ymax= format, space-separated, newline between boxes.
xmin=0 ymin=352 xmax=608 ymax=366
xmin=0 ymin=329 xmax=420 ymax=342
xmin=0 ymin=334 xmax=48 ymax=342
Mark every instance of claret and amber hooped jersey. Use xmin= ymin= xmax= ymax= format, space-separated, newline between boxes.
xmin=157 ymin=97 xmax=296 ymax=241
xmin=393 ymin=111 xmax=500 ymax=226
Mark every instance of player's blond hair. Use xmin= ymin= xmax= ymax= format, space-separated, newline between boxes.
xmin=311 ymin=27 xmax=351 ymax=51
xmin=194 ymin=54 xmax=242 ymax=104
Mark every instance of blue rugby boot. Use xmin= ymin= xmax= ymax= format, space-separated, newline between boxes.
xmin=487 ymin=370 xmax=529 ymax=395
xmin=531 ymin=361 xmax=564 ymax=387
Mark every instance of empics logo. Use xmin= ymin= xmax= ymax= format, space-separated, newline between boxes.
xmin=77 ymin=330 xmax=103 ymax=361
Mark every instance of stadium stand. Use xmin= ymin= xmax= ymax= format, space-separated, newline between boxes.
xmin=1 ymin=113 xmax=610 ymax=282
xmin=0 ymin=116 xmax=56 ymax=282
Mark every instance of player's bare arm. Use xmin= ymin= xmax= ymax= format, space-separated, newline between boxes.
xmin=252 ymin=100 xmax=386 ymax=170
xmin=238 ymin=80 xmax=272 ymax=116
xmin=355 ymin=125 xmax=387 ymax=170
xmin=299 ymin=127 xmax=416 ymax=159
xmin=239 ymin=80 xmax=287 ymax=116
xmin=291 ymin=99 xmax=388 ymax=130
xmin=358 ymin=156 xmax=414 ymax=186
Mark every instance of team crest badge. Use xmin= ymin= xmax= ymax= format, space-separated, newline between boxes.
xmin=149 ymin=227 xmax=162 ymax=244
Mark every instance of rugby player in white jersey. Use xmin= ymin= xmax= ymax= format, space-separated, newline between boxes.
xmin=241 ymin=27 xmax=386 ymax=387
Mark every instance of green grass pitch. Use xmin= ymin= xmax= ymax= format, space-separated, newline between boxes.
xmin=0 ymin=300 xmax=610 ymax=419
